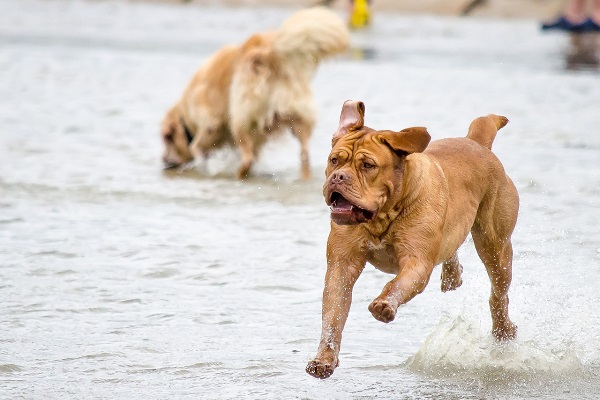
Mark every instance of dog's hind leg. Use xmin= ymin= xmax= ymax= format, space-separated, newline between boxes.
xmin=471 ymin=179 xmax=519 ymax=341
xmin=290 ymin=119 xmax=313 ymax=180
xmin=472 ymin=230 xmax=517 ymax=341
xmin=233 ymin=128 xmax=256 ymax=179
xmin=440 ymin=252 xmax=463 ymax=292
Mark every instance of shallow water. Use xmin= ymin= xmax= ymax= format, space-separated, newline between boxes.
xmin=1 ymin=0 xmax=600 ymax=399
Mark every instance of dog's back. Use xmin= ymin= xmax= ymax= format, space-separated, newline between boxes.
xmin=421 ymin=116 xmax=517 ymax=251
xmin=425 ymin=114 xmax=510 ymax=189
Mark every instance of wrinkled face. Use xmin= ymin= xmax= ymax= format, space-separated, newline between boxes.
xmin=161 ymin=109 xmax=194 ymax=169
xmin=323 ymin=100 xmax=431 ymax=225
xmin=324 ymin=131 xmax=399 ymax=225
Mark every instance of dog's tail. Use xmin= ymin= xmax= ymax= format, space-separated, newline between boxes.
xmin=273 ymin=7 xmax=349 ymax=69
xmin=466 ymin=114 xmax=509 ymax=150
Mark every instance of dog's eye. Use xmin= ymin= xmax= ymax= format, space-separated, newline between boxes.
xmin=330 ymin=157 xmax=338 ymax=165
xmin=363 ymin=162 xmax=375 ymax=169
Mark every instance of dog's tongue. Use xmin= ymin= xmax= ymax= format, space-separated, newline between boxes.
xmin=331 ymin=195 xmax=353 ymax=212
xmin=330 ymin=193 xmax=374 ymax=224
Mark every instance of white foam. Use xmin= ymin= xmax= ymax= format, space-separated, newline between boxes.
xmin=406 ymin=314 xmax=584 ymax=383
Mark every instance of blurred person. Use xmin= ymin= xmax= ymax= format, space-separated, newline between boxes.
xmin=313 ymin=0 xmax=373 ymax=28
xmin=349 ymin=0 xmax=371 ymax=29
xmin=565 ymin=34 xmax=600 ymax=69
xmin=542 ymin=0 xmax=600 ymax=32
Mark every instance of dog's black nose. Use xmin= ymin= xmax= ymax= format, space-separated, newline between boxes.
xmin=331 ymin=170 xmax=350 ymax=184
xmin=162 ymin=159 xmax=180 ymax=170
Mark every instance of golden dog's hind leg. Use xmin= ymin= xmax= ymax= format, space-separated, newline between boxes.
xmin=290 ymin=119 xmax=313 ymax=180
xmin=441 ymin=252 xmax=463 ymax=292
xmin=234 ymin=128 xmax=256 ymax=179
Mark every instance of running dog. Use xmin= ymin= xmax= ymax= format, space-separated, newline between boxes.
xmin=306 ymin=100 xmax=519 ymax=379
xmin=160 ymin=7 xmax=349 ymax=179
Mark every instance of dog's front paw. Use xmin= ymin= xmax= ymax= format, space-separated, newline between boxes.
xmin=368 ymin=298 xmax=397 ymax=323
xmin=306 ymin=357 xmax=338 ymax=379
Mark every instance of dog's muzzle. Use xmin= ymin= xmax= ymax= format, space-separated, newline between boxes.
xmin=328 ymin=191 xmax=375 ymax=225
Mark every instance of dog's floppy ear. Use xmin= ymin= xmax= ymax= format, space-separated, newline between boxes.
xmin=377 ymin=127 xmax=431 ymax=155
xmin=332 ymin=100 xmax=365 ymax=145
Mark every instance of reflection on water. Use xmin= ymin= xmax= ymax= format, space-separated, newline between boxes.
xmin=565 ymin=33 xmax=600 ymax=71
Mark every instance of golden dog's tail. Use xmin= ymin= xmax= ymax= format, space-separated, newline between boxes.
xmin=466 ymin=114 xmax=509 ymax=150
xmin=273 ymin=7 xmax=349 ymax=69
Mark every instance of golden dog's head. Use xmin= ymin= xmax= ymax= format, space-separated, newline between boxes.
xmin=323 ymin=100 xmax=431 ymax=225
xmin=161 ymin=107 xmax=194 ymax=169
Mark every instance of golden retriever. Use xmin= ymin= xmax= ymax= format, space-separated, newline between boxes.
xmin=160 ymin=7 xmax=349 ymax=179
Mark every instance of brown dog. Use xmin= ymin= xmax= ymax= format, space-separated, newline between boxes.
xmin=306 ymin=100 xmax=519 ymax=379
xmin=160 ymin=7 xmax=349 ymax=179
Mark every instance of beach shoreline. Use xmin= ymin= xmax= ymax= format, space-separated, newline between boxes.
xmin=137 ymin=0 xmax=564 ymax=19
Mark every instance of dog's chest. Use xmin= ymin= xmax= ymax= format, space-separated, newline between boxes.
xmin=365 ymin=239 xmax=399 ymax=275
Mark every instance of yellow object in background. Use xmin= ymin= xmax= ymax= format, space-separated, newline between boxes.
xmin=349 ymin=0 xmax=371 ymax=29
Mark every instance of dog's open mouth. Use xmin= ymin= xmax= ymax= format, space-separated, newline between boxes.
xmin=329 ymin=192 xmax=375 ymax=225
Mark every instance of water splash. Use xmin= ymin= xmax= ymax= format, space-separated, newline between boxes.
xmin=406 ymin=314 xmax=583 ymax=384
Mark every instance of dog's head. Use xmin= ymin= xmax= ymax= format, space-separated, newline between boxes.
xmin=161 ymin=106 xmax=194 ymax=169
xmin=323 ymin=100 xmax=431 ymax=225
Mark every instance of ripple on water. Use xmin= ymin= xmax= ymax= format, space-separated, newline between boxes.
xmin=188 ymin=273 xmax=208 ymax=281
xmin=242 ymin=362 xmax=285 ymax=378
xmin=124 ymin=361 xmax=225 ymax=376
xmin=134 ymin=346 xmax=163 ymax=354
xmin=143 ymin=268 xmax=180 ymax=278
xmin=118 ymin=298 xmax=143 ymax=304
xmin=185 ymin=361 xmax=225 ymax=369
xmin=62 ymin=353 xmax=121 ymax=362
xmin=0 ymin=217 xmax=24 ymax=223
xmin=171 ymin=362 xmax=226 ymax=376
xmin=250 ymin=285 xmax=303 ymax=293
xmin=55 ymin=269 xmax=77 ymax=275
xmin=55 ymin=307 xmax=114 ymax=314
xmin=0 ymin=364 xmax=22 ymax=373
xmin=192 ymin=315 xmax=237 ymax=325
xmin=30 ymin=250 xmax=78 ymax=259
